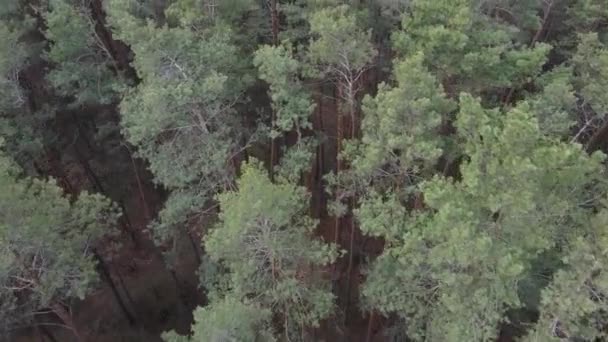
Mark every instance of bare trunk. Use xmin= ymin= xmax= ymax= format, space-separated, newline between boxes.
xmin=270 ymin=0 xmax=279 ymax=45
xmin=334 ymin=87 xmax=343 ymax=245
xmin=89 ymin=0 xmax=136 ymax=78
xmin=270 ymin=113 xmax=277 ymax=181
xmin=115 ymin=270 xmax=140 ymax=326
xmin=345 ymin=86 xmax=358 ymax=324
xmin=366 ymin=311 xmax=375 ymax=342
xmin=125 ymin=144 xmax=152 ymax=222
xmin=118 ymin=200 xmax=141 ymax=247
xmin=50 ymin=303 xmax=83 ymax=342
xmin=73 ymin=143 xmax=105 ymax=194
xmin=268 ymin=0 xmax=280 ymax=181
xmin=39 ymin=323 xmax=59 ymax=342
xmin=187 ymin=230 xmax=202 ymax=264
xmin=586 ymin=119 xmax=608 ymax=152
xmin=316 ymin=88 xmax=325 ymax=217
xmin=93 ymin=251 xmax=138 ymax=326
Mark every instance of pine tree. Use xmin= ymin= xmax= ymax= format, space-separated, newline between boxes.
xmin=106 ymin=0 xmax=254 ymax=255
xmin=254 ymin=43 xmax=316 ymax=181
xmin=44 ymin=0 xmax=124 ymax=107
xmin=0 ymin=142 xmax=118 ymax=340
xmin=393 ymin=0 xmax=550 ymax=101
xmin=0 ymin=1 xmax=45 ymax=172
xmin=360 ymin=95 xmax=606 ymax=341
xmin=524 ymin=207 xmax=608 ymax=341
xmin=308 ymin=3 xmax=376 ymax=122
xmin=202 ymin=161 xmax=338 ymax=339
xmin=163 ymin=297 xmax=275 ymax=342
xmin=346 ymin=52 xmax=455 ymax=194
xmin=307 ymin=2 xmax=377 ymax=249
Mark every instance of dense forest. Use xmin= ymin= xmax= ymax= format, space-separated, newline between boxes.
xmin=1 ymin=0 xmax=608 ymax=341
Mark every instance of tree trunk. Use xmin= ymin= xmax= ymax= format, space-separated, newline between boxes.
xmin=89 ymin=0 xmax=137 ymax=79
xmin=115 ymin=270 xmax=140 ymax=327
xmin=73 ymin=143 xmax=106 ymax=195
xmin=187 ymin=229 xmax=202 ymax=264
xmin=366 ymin=311 xmax=375 ymax=342
xmin=118 ymin=200 xmax=141 ymax=247
xmin=270 ymin=0 xmax=279 ymax=46
xmin=50 ymin=303 xmax=83 ymax=342
xmin=93 ymin=251 xmax=138 ymax=326
xmin=36 ymin=325 xmax=46 ymax=342
xmin=586 ymin=119 xmax=608 ymax=152
xmin=124 ymin=144 xmax=153 ymax=222
xmin=268 ymin=0 xmax=280 ymax=181
xmin=270 ymin=112 xmax=277 ymax=181
xmin=317 ymin=93 xmax=326 ymax=216
xmin=335 ymin=84 xmax=343 ymax=245
xmin=39 ymin=323 xmax=59 ymax=342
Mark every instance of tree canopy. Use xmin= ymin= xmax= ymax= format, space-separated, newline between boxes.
xmin=2 ymin=0 xmax=608 ymax=341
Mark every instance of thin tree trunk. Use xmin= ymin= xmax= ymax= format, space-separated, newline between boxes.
xmin=270 ymin=0 xmax=279 ymax=45
xmin=89 ymin=0 xmax=136 ymax=78
xmin=270 ymin=115 xmax=277 ymax=181
xmin=586 ymin=120 xmax=608 ymax=152
xmin=345 ymin=89 xmax=358 ymax=324
xmin=50 ymin=303 xmax=83 ymax=342
xmin=366 ymin=311 xmax=375 ymax=342
xmin=93 ymin=251 xmax=138 ymax=326
xmin=36 ymin=325 xmax=46 ymax=342
xmin=115 ymin=270 xmax=140 ymax=328
xmin=187 ymin=230 xmax=202 ymax=264
xmin=118 ymin=200 xmax=141 ymax=247
xmin=168 ymin=267 xmax=192 ymax=321
xmin=73 ymin=143 xmax=105 ymax=194
xmin=268 ymin=0 xmax=280 ymax=181
xmin=39 ymin=323 xmax=59 ymax=342
xmin=316 ymin=88 xmax=325 ymax=217
xmin=124 ymin=144 xmax=152 ymax=222
xmin=335 ymin=84 xmax=343 ymax=245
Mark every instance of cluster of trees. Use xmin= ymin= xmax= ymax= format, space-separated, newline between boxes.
xmin=1 ymin=0 xmax=608 ymax=341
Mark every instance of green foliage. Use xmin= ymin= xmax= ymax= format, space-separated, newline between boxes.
xmin=0 ymin=22 xmax=29 ymax=112
xmin=573 ymin=32 xmax=608 ymax=116
xmin=524 ymin=236 xmax=608 ymax=341
xmin=191 ymin=297 xmax=274 ymax=342
xmin=165 ymin=0 xmax=267 ymax=56
xmin=0 ymin=146 xmax=118 ymax=333
xmin=4 ymin=0 xmax=608 ymax=340
xmin=44 ymin=0 xmax=122 ymax=106
xmin=308 ymin=4 xmax=377 ymax=81
xmin=254 ymin=43 xmax=316 ymax=182
xmin=107 ymin=3 xmax=253 ymax=248
xmin=567 ymin=0 xmax=608 ymax=33
xmin=529 ymin=66 xmax=577 ymax=137
xmin=254 ymin=44 xmax=314 ymax=137
xmin=0 ymin=5 xmax=44 ymax=169
xmin=393 ymin=0 xmax=550 ymax=98
xmin=163 ymin=297 xmax=274 ymax=342
xmin=204 ymin=161 xmax=338 ymax=334
xmin=276 ymin=137 xmax=316 ymax=183
xmin=525 ymin=202 xmax=608 ymax=341
xmin=348 ymin=52 xmax=455 ymax=190
xmin=360 ymin=94 xmax=606 ymax=341
xmin=161 ymin=330 xmax=192 ymax=342
xmin=166 ymin=0 xmax=259 ymax=27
